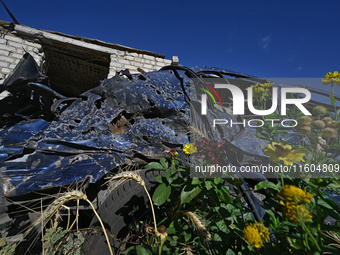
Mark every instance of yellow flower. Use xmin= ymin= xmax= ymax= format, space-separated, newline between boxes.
xmin=278 ymin=185 xmax=314 ymax=224
xmin=259 ymin=82 xmax=274 ymax=88
xmin=322 ymin=71 xmax=340 ymax=86
xmin=243 ymin=223 xmax=264 ymax=248
xmin=277 ymin=185 xmax=314 ymax=204
xmin=246 ymin=84 xmax=269 ymax=100
xmin=255 ymin=222 xmax=270 ymax=242
xmin=263 ymin=142 xmax=307 ymax=166
xmin=254 ymin=86 xmax=269 ymax=100
xmin=246 ymin=84 xmax=259 ymax=90
xmin=183 ymin=143 xmax=197 ymax=154
xmin=284 ymin=203 xmax=313 ymax=223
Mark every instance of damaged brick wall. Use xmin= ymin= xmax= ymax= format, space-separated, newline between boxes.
xmin=0 ymin=25 xmax=43 ymax=95
xmin=0 ymin=32 xmax=43 ymax=75
xmin=0 ymin=22 xmax=172 ymax=99
xmin=109 ymin=51 xmax=171 ymax=78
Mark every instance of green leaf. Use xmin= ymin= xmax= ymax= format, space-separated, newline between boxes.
xmin=204 ymin=180 xmax=213 ymax=190
xmin=214 ymin=178 xmax=224 ymax=185
xmin=169 ymin=237 xmax=177 ymax=247
xmin=183 ymin=231 xmax=191 ymax=242
xmin=124 ymin=246 xmax=135 ymax=253
xmin=287 ymin=236 xmax=304 ymax=250
xmin=330 ymin=91 xmax=336 ymax=106
xmin=255 ymin=132 xmax=271 ymax=141
xmin=336 ymin=109 xmax=340 ymax=118
xmin=154 ymin=175 xmax=163 ymax=183
xmin=153 ymin=183 xmax=171 ymax=206
xmin=160 ymin=157 xmax=168 ymax=169
xmin=275 ymin=131 xmax=289 ymax=136
xmin=165 ymin=170 xmax=172 ymax=184
xmin=224 ymin=204 xmax=235 ymax=213
xmin=180 ymin=184 xmax=202 ymax=204
xmin=136 ymin=245 xmax=153 ymax=255
xmin=226 ymin=249 xmax=236 ymax=255
xmin=176 ymin=168 xmax=186 ymax=172
xmin=206 ymin=189 xmax=219 ymax=207
xmin=219 ymin=186 xmax=233 ymax=204
xmin=265 ymin=208 xmax=280 ymax=228
xmin=170 ymin=177 xmax=185 ymax=187
xmin=255 ymin=181 xmax=280 ymax=191
xmin=191 ymin=177 xmax=202 ymax=185
xmin=318 ymin=198 xmax=336 ymax=210
xmin=167 ymin=227 xmax=176 ymax=235
xmin=145 ymin=162 xmax=165 ymax=170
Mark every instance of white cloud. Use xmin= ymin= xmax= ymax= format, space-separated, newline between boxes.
xmin=258 ymin=35 xmax=272 ymax=52
xmin=295 ymin=66 xmax=302 ymax=72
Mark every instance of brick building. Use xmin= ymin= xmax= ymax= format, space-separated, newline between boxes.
xmin=0 ymin=20 xmax=172 ymax=98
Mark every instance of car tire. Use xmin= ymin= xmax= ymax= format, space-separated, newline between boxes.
xmin=81 ymin=169 xmax=162 ymax=255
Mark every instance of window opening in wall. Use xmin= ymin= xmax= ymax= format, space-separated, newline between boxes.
xmin=43 ymin=44 xmax=110 ymax=97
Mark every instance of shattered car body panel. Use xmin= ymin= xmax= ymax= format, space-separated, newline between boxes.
xmin=0 ymin=53 xmax=339 ymax=223
xmin=1 ymin=54 xmax=267 ymax=199
xmin=0 ymin=64 xmax=193 ymax=197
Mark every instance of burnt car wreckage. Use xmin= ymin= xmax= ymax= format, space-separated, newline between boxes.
xmin=0 ymin=53 xmax=339 ymax=253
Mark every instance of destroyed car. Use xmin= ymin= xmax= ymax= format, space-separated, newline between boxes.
xmin=0 ymin=53 xmax=339 ymax=254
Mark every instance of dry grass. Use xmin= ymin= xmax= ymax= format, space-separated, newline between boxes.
xmin=188 ymin=126 xmax=207 ymax=139
xmin=184 ymin=211 xmax=211 ymax=242
xmin=24 ymin=189 xmax=114 ymax=255
xmin=105 ymin=170 xmax=158 ymax=234
xmin=323 ymin=230 xmax=340 ymax=250
xmin=5 ymin=168 xmax=156 ymax=254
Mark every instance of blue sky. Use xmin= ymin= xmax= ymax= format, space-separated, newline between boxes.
xmin=1 ymin=0 xmax=339 ymax=91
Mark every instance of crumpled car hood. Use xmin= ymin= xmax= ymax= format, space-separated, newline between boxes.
xmin=0 ymin=68 xmax=194 ymax=197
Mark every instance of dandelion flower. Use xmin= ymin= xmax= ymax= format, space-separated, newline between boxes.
xmin=243 ymin=223 xmax=263 ymax=248
xmin=253 ymin=87 xmax=269 ymax=100
xmin=246 ymin=84 xmax=269 ymax=100
xmin=183 ymin=143 xmax=197 ymax=154
xmin=322 ymin=71 xmax=340 ymax=86
xmin=278 ymin=185 xmax=314 ymax=224
xmin=277 ymin=185 xmax=314 ymax=204
xmin=263 ymin=142 xmax=307 ymax=166
xmin=259 ymin=82 xmax=274 ymax=88
xmin=284 ymin=203 xmax=313 ymax=223
xmin=246 ymin=84 xmax=259 ymax=90
xmin=255 ymin=222 xmax=270 ymax=242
